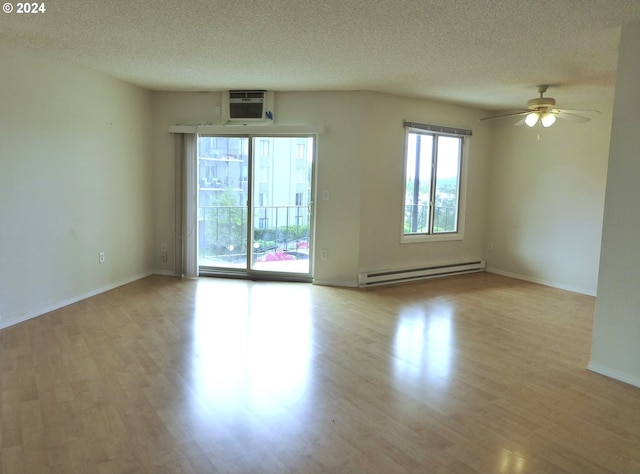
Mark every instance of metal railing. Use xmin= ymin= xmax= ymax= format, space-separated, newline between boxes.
xmin=199 ymin=205 xmax=310 ymax=263
xmin=404 ymin=203 xmax=457 ymax=233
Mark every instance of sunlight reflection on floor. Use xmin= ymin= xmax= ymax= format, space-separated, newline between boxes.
xmin=393 ymin=302 xmax=454 ymax=385
xmin=191 ymin=280 xmax=312 ymax=420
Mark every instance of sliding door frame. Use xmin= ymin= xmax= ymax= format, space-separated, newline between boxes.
xmin=197 ymin=132 xmax=317 ymax=283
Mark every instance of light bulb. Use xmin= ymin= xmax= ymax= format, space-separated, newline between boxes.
xmin=525 ymin=112 xmax=539 ymax=127
xmin=541 ymin=112 xmax=556 ymax=127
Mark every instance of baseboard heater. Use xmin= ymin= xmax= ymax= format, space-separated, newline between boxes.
xmin=358 ymin=260 xmax=485 ymax=287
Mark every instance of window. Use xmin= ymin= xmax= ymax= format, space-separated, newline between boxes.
xmin=402 ymin=122 xmax=470 ymax=240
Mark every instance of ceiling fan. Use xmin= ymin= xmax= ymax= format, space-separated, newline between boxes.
xmin=480 ymin=85 xmax=600 ymax=128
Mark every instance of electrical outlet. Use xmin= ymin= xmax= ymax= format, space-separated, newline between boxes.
xmin=320 ymin=249 xmax=328 ymax=260
xmin=99 ymin=251 xmax=105 ymax=263
xmin=160 ymin=243 xmax=167 ymax=252
xmin=161 ymin=251 xmax=168 ymax=262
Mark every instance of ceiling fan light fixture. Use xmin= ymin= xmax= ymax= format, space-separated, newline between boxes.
xmin=525 ymin=112 xmax=539 ymax=127
xmin=479 ymin=85 xmax=598 ymax=127
xmin=541 ymin=112 xmax=556 ymax=127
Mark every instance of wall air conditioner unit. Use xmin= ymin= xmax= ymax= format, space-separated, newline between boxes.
xmin=222 ymin=90 xmax=275 ymax=124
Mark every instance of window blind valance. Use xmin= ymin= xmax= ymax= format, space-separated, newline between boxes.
xmin=404 ymin=121 xmax=472 ymax=137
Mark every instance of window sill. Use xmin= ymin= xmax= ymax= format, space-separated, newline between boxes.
xmin=401 ymin=232 xmax=463 ymax=244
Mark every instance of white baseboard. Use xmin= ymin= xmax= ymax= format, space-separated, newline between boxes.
xmin=588 ymin=362 xmax=640 ymax=389
xmin=485 ymin=267 xmax=596 ymax=296
xmin=153 ymin=269 xmax=179 ymax=277
xmin=0 ymin=272 xmax=153 ymax=330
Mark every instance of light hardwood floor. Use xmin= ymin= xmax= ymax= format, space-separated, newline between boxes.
xmin=2 ymin=273 xmax=640 ymax=473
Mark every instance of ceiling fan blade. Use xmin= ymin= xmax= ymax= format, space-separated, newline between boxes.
xmin=514 ymin=117 xmax=528 ymax=126
xmin=479 ymin=110 xmax=529 ymax=122
xmin=554 ymin=107 xmax=601 ymax=115
xmin=480 ymin=111 xmax=529 ymax=121
xmin=555 ymin=111 xmax=591 ymax=123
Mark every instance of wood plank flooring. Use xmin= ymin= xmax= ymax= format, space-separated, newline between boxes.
xmin=1 ymin=273 xmax=640 ymax=473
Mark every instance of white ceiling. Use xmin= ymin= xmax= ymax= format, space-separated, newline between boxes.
xmin=2 ymin=0 xmax=640 ymax=111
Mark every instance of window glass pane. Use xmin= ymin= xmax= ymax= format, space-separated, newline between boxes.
xmin=434 ymin=136 xmax=461 ymax=233
xmin=198 ymin=136 xmax=249 ymax=269
xmin=404 ymin=133 xmax=433 ymax=234
xmin=252 ymin=136 xmax=314 ymax=273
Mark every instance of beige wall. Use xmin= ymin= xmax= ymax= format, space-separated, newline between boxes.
xmin=485 ymin=96 xmax=613 ymax=295
xmin=152 ymin=89 xmax=609 ymax=292
xmin=151 ymin=91 xmax=493 ymax=286
xmin=358 ymin=93 xmax=492 ymax=273
xmin=590 ymin=21 xmax=640 ymax=387
xmin=151 ymin=91 xmax=220 ymax=276
xmin=0 ymin=42 xmax=154 ymax=329
xmin=276 ymin=92 xmax=367 ymax=285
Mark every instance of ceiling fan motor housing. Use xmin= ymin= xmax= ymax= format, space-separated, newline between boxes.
xmin=527 ymin=96 xmax=556 ymax=111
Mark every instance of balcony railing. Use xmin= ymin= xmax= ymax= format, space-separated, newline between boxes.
xmin=198 ymin=205 xmax=310 ymax=266
xmin=404 ymin=203 xmax=457 ymax=233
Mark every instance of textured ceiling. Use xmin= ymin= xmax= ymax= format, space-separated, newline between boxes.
xmin=2 ymin=0 xmax=640 ymax=111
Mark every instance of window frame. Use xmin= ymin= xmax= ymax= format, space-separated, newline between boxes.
xmin=400 ymin=122 xmax=470 ymax=244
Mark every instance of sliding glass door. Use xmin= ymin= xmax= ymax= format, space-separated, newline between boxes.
xmin=197 ymin=135 xmax=314 ymax=279
xmin=198 ymin=136 xmax=249 ymax=271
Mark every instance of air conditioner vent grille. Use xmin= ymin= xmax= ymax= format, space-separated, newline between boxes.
xmin=229 ymin=90 xmax=266 ymax=100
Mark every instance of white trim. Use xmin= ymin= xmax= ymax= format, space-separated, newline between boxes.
xmin=485 ymin=266 xmax=596 ymax=296
xmin=401 ymin=232 xmax=464 ymax=243
xmin=0 ymin=272 xmax=153 ymax=330
xmin=154 ymin=269 xmax=179 ymax=277
xmin=588 ymin=362 xmax=640 ymax=389
xmin=169 ymin=124 xmax=324 ymax=135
